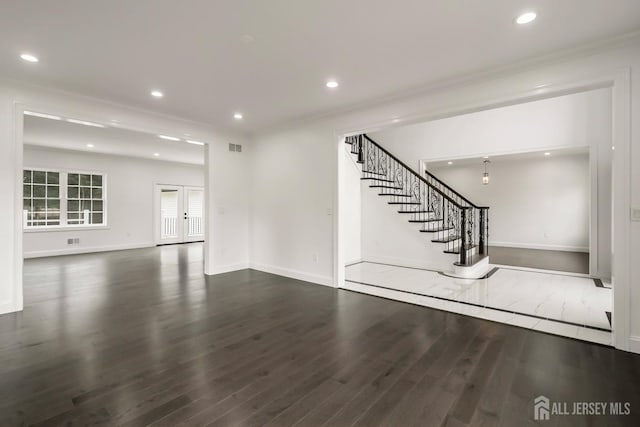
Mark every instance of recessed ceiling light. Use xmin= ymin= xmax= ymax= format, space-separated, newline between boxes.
xmin=483 ymin=156 xmax=490 ymax=159
xmin=516 ymin=11 xmax=537 ymax=25
xmin=153 ymin=153 xmax=160 ymax=157
xmin=544 ymin=152 xmax=551 ymax=156
xmin=24 ymin=111 xmax=62 ymax=120
xmin=86 ymin=144 xmax=94 ymax=148
xmin=66 ymin=118 xmax=105 ymax=128
xmin=151 ymin=90 xmax=164 ymax=98
xmin=158 ymin=135 xmax=180 ymax=141
xmin=234 ymin=112 xmax=243 ymax=120
xmin=447 ymin=161 xmax=453 ymax=165
xmin=20 ymin=53 xmax=39 ymax=63
xmin=326 ymin=80 xmax=339 ymax=88
xmin=186 ymin=140 xmax=205 ymax=146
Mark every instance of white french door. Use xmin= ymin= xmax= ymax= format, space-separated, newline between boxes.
xmin=156 ymin=184 xmax=204 ymax=244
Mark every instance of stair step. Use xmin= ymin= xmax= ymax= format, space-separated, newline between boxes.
xmin=453 ymin=253 xmax=486 ymax=265
xmin=421 ymin=227 xmax=455 ymax=233
xmin=388 ymin=202 xmax=422 ymax=205
xmin=361 ymin=177 xmax=394 ymax=183
xmin=370 ymin=185 xmax=403 ymax=189
xmin=379 ymin=193 xmax=412 ymax=197
xmin=362 ymin=170 xmax=386 ymax=176
xmin=446 ymin=244 xmax=479 ymax=255
xmin=431 ymin=234 xmax=461 ymax=242
xmin=408 ymin=219 xmax=442 ymax=223
xmin=398 ymin=210 xmax=433 ymax=214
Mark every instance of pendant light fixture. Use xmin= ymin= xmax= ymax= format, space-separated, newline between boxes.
xmin=482 ymin=160 xmax=490 ymax=185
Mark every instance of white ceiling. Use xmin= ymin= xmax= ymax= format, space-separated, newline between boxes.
xmin=24 ymin=115 xmax=205 ymax=165
xmin=2 ymin=1 xmax=640 ymax=133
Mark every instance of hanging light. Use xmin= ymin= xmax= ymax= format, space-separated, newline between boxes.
xmin=482 ymin=160 xmax=490 ymax=185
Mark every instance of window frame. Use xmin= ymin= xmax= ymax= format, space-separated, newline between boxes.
xmin=23 ymin=167 xmax=108 ymax=232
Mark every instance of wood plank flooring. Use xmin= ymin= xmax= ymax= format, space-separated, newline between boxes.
xmin=489 ymin=246 xmax=590 ymax=275
xmin=0 ymin=243 xmax=638 ymax=426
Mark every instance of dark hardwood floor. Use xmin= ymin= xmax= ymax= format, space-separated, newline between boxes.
xmin=1 ymin=243 xmax=638 ymax=426
xmin=489 ymin=246 xmax=590 ymax=275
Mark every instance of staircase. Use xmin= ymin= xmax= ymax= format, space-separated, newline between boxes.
xmin=345 ymin=134 xmax=490 ymax=275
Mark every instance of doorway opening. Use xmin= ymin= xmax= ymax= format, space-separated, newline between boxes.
xmin=156 ymin=185 xmax=204 ymax=245
xmin=338 ymin=87 xmax=615 ymax=346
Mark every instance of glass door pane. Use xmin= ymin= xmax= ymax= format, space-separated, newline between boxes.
xmin=160 ymin=189 xmax=179 ymax=240
xmin=185 ymin=188 xmax=204 ymax=239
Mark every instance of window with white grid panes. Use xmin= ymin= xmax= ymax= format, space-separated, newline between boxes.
xmin=66 ymin=173 xmax=105 ymax=225
xmin=23 ymin=169 xmax=61 ymax=227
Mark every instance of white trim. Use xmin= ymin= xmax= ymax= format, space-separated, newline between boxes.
xmin=610 ymin=68 xmax=632 ymax=352
xmin=628 ymin=336 xmax=640 ymax=354
xmin=250 ymin=262 xmax=335 ymax=288
xmin=23 ymin=242 xmax=154 ymax=259
xmin=13 ymin=103 xmax=25 ymax=313
xmin=210 ymin=262 xmax=249 ymax=275
xmin=24 ymin=225 xmax=111 ymax=233
xmin=488 ymin=241 xmax=589 ymax=253
xmin=0 ymin=300 xmax=17 ymax=316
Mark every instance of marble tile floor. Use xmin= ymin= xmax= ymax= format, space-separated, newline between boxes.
xmin=344 ymin=261 xmax=612 ymax=345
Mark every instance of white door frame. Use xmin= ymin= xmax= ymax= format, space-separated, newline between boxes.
xmin=334 ymin=68 xmax=631 ymax=352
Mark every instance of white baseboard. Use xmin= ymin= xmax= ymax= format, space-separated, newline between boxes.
xmin=628 ymin=335 xmax=640 ymax=354
xmin=489 ymin=241 xmax=589 ymax=253
xmin=23 ymin=242 xmax=155 ymax=259
xmin=249 ymin=262 xmax=335 ymax=288
xmin=206 ymin=262 xmax=249 ymax=275
xmin=0 ymin=299 xmax=21 ymax=316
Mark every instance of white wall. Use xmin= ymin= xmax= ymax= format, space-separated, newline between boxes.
xmin=204 ymin=140 xmax=251 ymax=275
xmin=248 ymin=40 xmax=638 ymax=351
xmin=430 ymin=153 xmax=590 ymax=253
xmin=22 ymin=146 xmax=204 ymax=257
xmin=342 ymin=144 xmax=362 ymax=264
xmin=248 ymin=125 xmax=336 ymax=286
xmin=370 ymin=89 xmax=611 ymax=168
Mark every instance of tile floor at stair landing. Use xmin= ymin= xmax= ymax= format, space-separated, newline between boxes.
xmin=344 ymin=261 xmax=612 ymax=345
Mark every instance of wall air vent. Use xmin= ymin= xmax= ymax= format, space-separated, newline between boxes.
xmin=228 ymin=143 xmax=236 ymax=152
